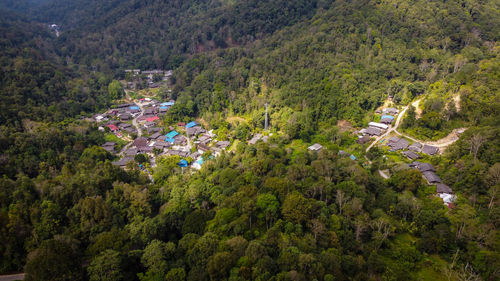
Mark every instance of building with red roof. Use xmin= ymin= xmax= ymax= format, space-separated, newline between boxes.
xmin=146 ymin=116 xmax=159 ymax=122
xmin=106 ymin=124 xmax=119 ymax=131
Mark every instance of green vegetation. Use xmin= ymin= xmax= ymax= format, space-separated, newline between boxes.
xmin=0 ymin=0 xmax=499 ymax=280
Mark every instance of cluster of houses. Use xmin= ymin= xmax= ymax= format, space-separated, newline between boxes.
xmin=409 ymin=161 xmax=456 ymax=207
xmin=111 ymin=119 xmax=232 ymax=171
xmin=358 ymin=107 xmax=399 ymax=141
xmin=386 ymin=136 xmax=438 ymax=160
xmin=124 ymin=69 xmax=173 ymax=89
xmin=94 ymin=103 xmax=140 ymax=122
xmin=102 ymin=121 xmax=136 ymax=136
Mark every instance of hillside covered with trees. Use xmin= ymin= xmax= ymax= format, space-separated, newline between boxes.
xmin=0 ymin=0 xmax=499 ymax=280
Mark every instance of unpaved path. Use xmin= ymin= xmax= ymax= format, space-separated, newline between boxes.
xmin=366 ymin=99 xmax=465 ymax=154
xmin=366 ymin=104 xmax=409 ymax=152
xmin=0 ymin=273 xmax=24 ymax=281
xmin=412 ymin=99 xmax=422 ymax=118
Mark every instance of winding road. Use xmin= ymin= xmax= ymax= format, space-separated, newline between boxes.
xmin=366 ymin=104 xmax=409 ymax=152
xmin=366 ymin=99 xmax=464 ymax=153
xmin=119 ymin=102 xmax=144 ymax=156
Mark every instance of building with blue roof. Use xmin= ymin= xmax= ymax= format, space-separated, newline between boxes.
xmin=161 ymin=102 xmax=175 ymax=106
xmin=380 ymin=114 xmax=395 ymax=125
xmin=178 ymin=159 xmax=188 ymax=167
xmin=186 ymin=121 xmax=198 ymax=128
xmin=165 ymin=131 xmax=179 ymax=138
xmin=129 ymin=106 xmax=140 ymax=110
xmin=165 ymin=138 xmax=175 ymax=143
xmin=350 ymin=154 xmax=357 ymax=161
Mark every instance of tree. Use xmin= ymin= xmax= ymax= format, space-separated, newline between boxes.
xmin=469 ymin=133 xmax=486 ymax=160
xmin=282 ymin=192 xmax=311 ymax=225
xmin=141 ymin=240 xmax=175 ymax=277
xmin=25 ymin=238 xmax=83 ymax=281
xmin=207 ymin=252 xmax=233 ymax=280
xmin=108 ymin=80 xmax=125 ymax=100
xmin=165 ymin=268 xmax=186 ymax=281
xmin=87 ymin=250 xmax=124 ymax=281
xmin=256 ymin=193 xmax=280 ymax=229
xmin=402 ymin=105 xmax=416 ymax=129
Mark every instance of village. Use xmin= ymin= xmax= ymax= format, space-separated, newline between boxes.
xmin=305 ymin=101 xmax=463 ymax=208
xmin=95 ymin=68 xmax=462 ymax=207
xmin=91 ymin=69 xmax=236 ymax=176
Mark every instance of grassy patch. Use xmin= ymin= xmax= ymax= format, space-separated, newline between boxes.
xmin=105 ymin=133 xmax=128 ymax=150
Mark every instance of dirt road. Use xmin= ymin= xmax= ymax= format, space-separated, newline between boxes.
xmin=0 ymin=274 xmax=24 ymax=281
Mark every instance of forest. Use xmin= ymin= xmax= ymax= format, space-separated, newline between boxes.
xmin=0 ymin=0 xmax=499 ymax=280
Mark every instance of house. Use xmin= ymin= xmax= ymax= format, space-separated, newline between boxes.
xmin=144 ymin=122 xmax=156 ymax=128
xmin=159 ymin=106 xmax=169 ymax=113
xmin=149 ymin=132 xmax=162 ymax=140
xmin=125 ymin=148 xmax=138 ymax=157
xmin=350 ymin=154 xmax=357 ymax=161
xmin=177 ymin=122 xmax=186 ymax=126
xmin=119 ymin=113 xmax=132 ymax=121
xmin=380 ymin=115 xmax=395 ymax=124
xmin=118 ymin=123 xmax=132 ymax=129
xmin=106 ymin=124 xmax=119 ymax=132
xmin=187 ymin=126 xmax=205 ymax=136
xmin=143 ymin=108 xmax=155 ymax=116
xmin=387 ymin=136 xmax=400 ymax=144
xmin=411 ymin=161 xmax=435 ymax=172
xmin=249 ymin=134 xmax=262 ymax=145
xmin=186 ymin=121 xmax=198 ymax=128
xmin=129 ymin=105 xmax=140 ymax=110
xmin=146 ymin=116 xmax=159 ymax=122
xmin=123 ymin=127 xmax=136 ymax=134
xmin=94 ymin=115 xmax=108 ymax=122
xmin=308 ymin=143 xmax=323 ymax=151
xmin=423 ymin=171 xmax=441 ymax=184
xmin=101 ymin=142 xmax=115 ymax=153
xmin=388 ymin=138 xmax=409 ymax=150
xmin=402 ymin=150 xmax=420 ymax=160
xmin=190 ymin=151 xmax=201 ymax=159
xmin=338 ymin=150 xmax=350 ymax=157
xmin=132 ymin=137 xmax=149 ymax=148
xmin=436 ymin=183 xmax=452 ymax=194
xmin=166 ymin=131 xmax=179 ymax=139
xmin=115 ymin=103 xmax=134 ymax=109
xmin=147 ymin=127 xmax=161 ymax=134
xmin=217 ymin=141 xmax=231 ymax=149
xmin=356 ymin=135 xmax=371 ymax=144
xmin=139 ymin=146 xmax=154 ymax=154
xmin=174 ymin=138 xmax=186 ymax=145
xmin=198 ymin=143 xmax=210 ymax=152
xmin=368 ymin=122 xmax=389 ymax=130
xmin=364 ymin=127 xmax=382 ymax=136
xmin=198 ymin=135 xmax=212 ymax=145
xmin=161 ymin=101 xmax=175 ymax=107
xmin=408 ymin=142 xmax=422 ymax=152
xmin=383 ymin=108 xmax=399 ymax=115
xmin=422 ymin=145 xmax=439 ymax=155
xmin=112 ymin=157 xmax=134 ymax=167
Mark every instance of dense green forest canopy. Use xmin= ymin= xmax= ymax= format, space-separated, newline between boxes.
xmin=0 ymin=0 xmax=499 ymax=280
